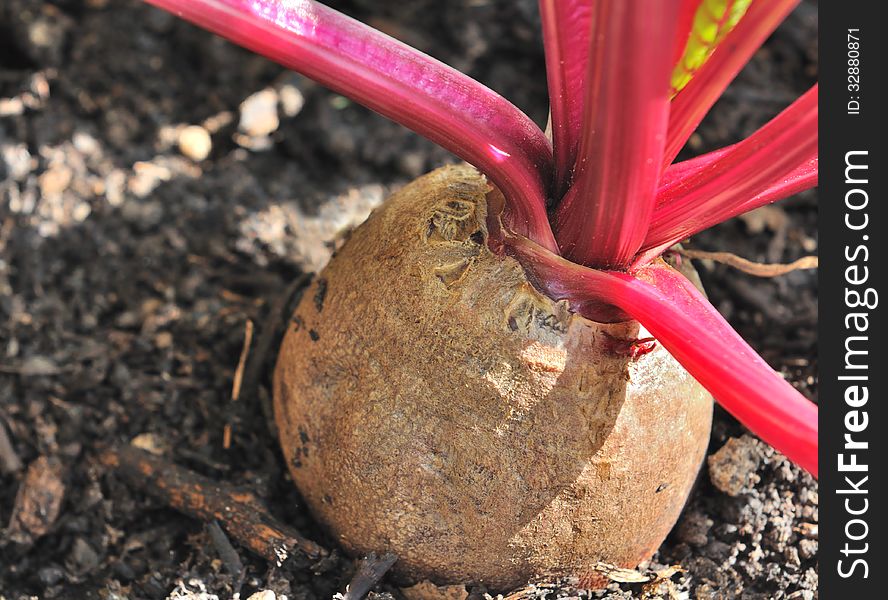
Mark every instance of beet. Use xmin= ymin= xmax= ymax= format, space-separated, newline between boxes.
xmin=275 ymin=166 xmax=712 ymax=590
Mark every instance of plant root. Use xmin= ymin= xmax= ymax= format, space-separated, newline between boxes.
xmin=99 ymin=445 xmax=329 ymax=566
xmin=676 ymin=248 xmax=817 ymax=277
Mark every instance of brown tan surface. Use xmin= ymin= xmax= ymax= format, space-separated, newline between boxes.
xmin=274 ymin=165 xmax=713 ymax=591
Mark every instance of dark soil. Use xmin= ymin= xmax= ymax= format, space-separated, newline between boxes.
xmin=1 ymin=1 xmax=817 ymax=599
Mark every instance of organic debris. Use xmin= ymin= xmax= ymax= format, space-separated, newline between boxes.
xmin=99 ymin=445 xmax=328 ymax=566
xmin=7 ymin=456 xmax=65 ymax=544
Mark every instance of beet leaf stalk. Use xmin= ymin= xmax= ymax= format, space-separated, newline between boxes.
xmin=538 ymin=0 xmax=592 ymax=193
xmin=144 ymin=0 xmax=558 ymax=252
xmin=553 ymin=0 xmax=679 ymax=269
xmin=637 ymin=84 xmax=818 ymax=263
xmin=144 ymin=0 xmax=819 ymax=477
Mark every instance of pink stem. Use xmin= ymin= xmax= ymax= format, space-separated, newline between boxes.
xmin=503 ymin=234 xmax=818 ymax=477
xmin=634 ymin=155 xmax=816 ymax=267
xmin=642 ymin=85 xmax=817 ymax=258
xmin=144 ymin=0 xmax=558 ymax=251
xmin=656 ymin=145 xmax=734 ymax=206
xmin=664 ymin=0 xmax=800 ymax=166
xmin=539 ymin=0 xmax=593 ymax=195
xmin=672 ymin=0 xmax=700 ymax=67
xmin=553 ymin=0 xmax=679 ymax=269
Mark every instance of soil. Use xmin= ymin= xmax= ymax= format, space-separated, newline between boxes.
xmin=1 ymin=1 xmax=817 ymax=599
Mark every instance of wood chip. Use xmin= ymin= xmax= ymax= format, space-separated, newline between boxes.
xmin=8 ymin=456 xmax=65 ymax=544
xmin=592 ymin=562 xmax=652 ymax=583
xmin=591 ymin=562 xmax=684 ymax=585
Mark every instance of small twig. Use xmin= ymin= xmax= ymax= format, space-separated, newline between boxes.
xmin=99 ymin=445 xmax=328 ymax=565
xmin=225 ymin=318 xmax=255 ymax=449
xmin=677 ymin=248 xmax=818 ymax=278
xmin=231 ymin=319 xmax=254 ymax=403
xmin=340 ymin=552 xmax=399 ymax=600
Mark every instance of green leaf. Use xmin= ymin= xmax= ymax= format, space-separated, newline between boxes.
xmin=670 ymin=0 xmax=753 ymax=97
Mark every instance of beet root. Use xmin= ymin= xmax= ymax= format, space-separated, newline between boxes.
xmin=274 ymin=165 xmax=713 ymax=591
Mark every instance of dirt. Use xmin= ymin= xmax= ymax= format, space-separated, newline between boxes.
xmin=1 ymin=1 xmax=817 ymax=599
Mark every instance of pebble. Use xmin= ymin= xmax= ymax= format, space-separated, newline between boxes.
xmin=26 ymin=12 xmax=70 ymax=65
xmin=236 ymin=184 xmax=385 ymax=272
xmin=739 ymin=205 xmax=787 ymax=234
xmin=707 ymin=435 xmax=763 ymax=496
xmin=7 ymin=456 xmax=66 ymax=542
xmin=167 ymin=579 xmax=228 ymax=600
xmin=784 ymin=546 xmax=801 ymax=569
xmin=19 ymin=355 xmax=61 ymax=377
xmin=178 ymin=125 xmax=213 ymax=161
xmin=247 ymin=592 xmax=276 ymax=600
xmin=131 ymin=432 xmax=167 ymax=456
xmin=401 ymin=581 xmax=467 ymax=600
xmin=39 ymin=164 xmax=73 ymax=197
xmin=112 ymin=560 xmax=136 ymax=582
xmin=703 ymin=539 xmax=732 ymax=562
xmin=155 ymin=330 xmax=174 ymax=349
xmin=1 ymin=143 xmax=33 ymax=181
xmin=798 ymin=538 xmax=817 ymax=560
xmin=37 ymin=565 xmax=65 ymax=587
xmin=127 ymin=161 xmax=171 ymax=198
xmin=73 ymin=132 xmax=101 ymax=157
xmin=674 ymin=511 xmax=713 ymax=547
xmin=29 ymin=19 xmax=56 ymax=49
xmin=278 ymin=84 xmax=304 ymax=117
xmin=239 ymin=89 xmax=279 ymax=138
xmin=398 ymin=151 xmax=426 ymax=178
xmin=0 ymin=97 xmax=25 ymax=116
xmin=68 ymin=537 xmax=100 ymax=573
xmin=121 ymin=198 xmax=164 ymax=228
